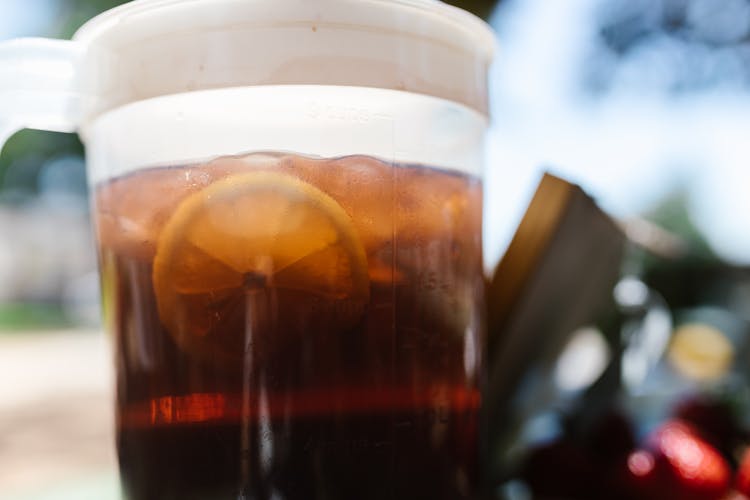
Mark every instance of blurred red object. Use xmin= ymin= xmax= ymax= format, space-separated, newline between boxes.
xmin=646 ymin=420 xmax=731 ymax=500
xmin=735 ymin=448 xmax=750 ymax=497
xmin=675 ymin=397 xmax=744 ymax=460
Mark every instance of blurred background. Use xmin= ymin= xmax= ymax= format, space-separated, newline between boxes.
xmin=1 ymin=0 xmax=750 ymax=498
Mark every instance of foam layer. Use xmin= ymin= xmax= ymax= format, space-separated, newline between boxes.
xmin=85 ymin=85 xmax=486 ymax=182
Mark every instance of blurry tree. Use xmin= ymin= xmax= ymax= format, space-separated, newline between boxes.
xmin=643 ymin=187 xmax=715 ymax=260
xmin=55 ymin=0 xmax=130 ymax=39
xmin=446 ymin=0 xmax=499 ymax=19
xmin=0 ymin=131 xmax=81 ymax=203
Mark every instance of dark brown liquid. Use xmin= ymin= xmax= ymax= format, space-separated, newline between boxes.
xmin=96 ymin=153 xmax=483 ymax=499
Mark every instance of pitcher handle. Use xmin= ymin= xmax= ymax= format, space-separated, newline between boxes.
xmin=0 ymin=38 xmax=86 ymax=148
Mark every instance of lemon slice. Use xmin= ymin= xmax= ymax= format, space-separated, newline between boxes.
xmin=153 ymin=171 xmax=370 ymax=363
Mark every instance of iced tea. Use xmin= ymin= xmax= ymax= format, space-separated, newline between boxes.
xmin=95 ymin=152 xmax=483 ymax=499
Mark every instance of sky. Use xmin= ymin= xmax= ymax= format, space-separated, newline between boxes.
xmin=484 ymin=0 xmax=750 ymax=267
xmin=0 ymin=0 xmax=57 ymax=39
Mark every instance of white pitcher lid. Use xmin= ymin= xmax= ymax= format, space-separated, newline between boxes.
xmin=73 ymin=0 xmax=496 ymax=120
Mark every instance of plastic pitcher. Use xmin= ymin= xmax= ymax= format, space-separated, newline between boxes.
xmin=0 ymin=1 xmax=494 ymax=498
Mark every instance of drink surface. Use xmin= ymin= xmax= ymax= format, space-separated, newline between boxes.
xmin=95 ymin=152 xmax=483 ymax=499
